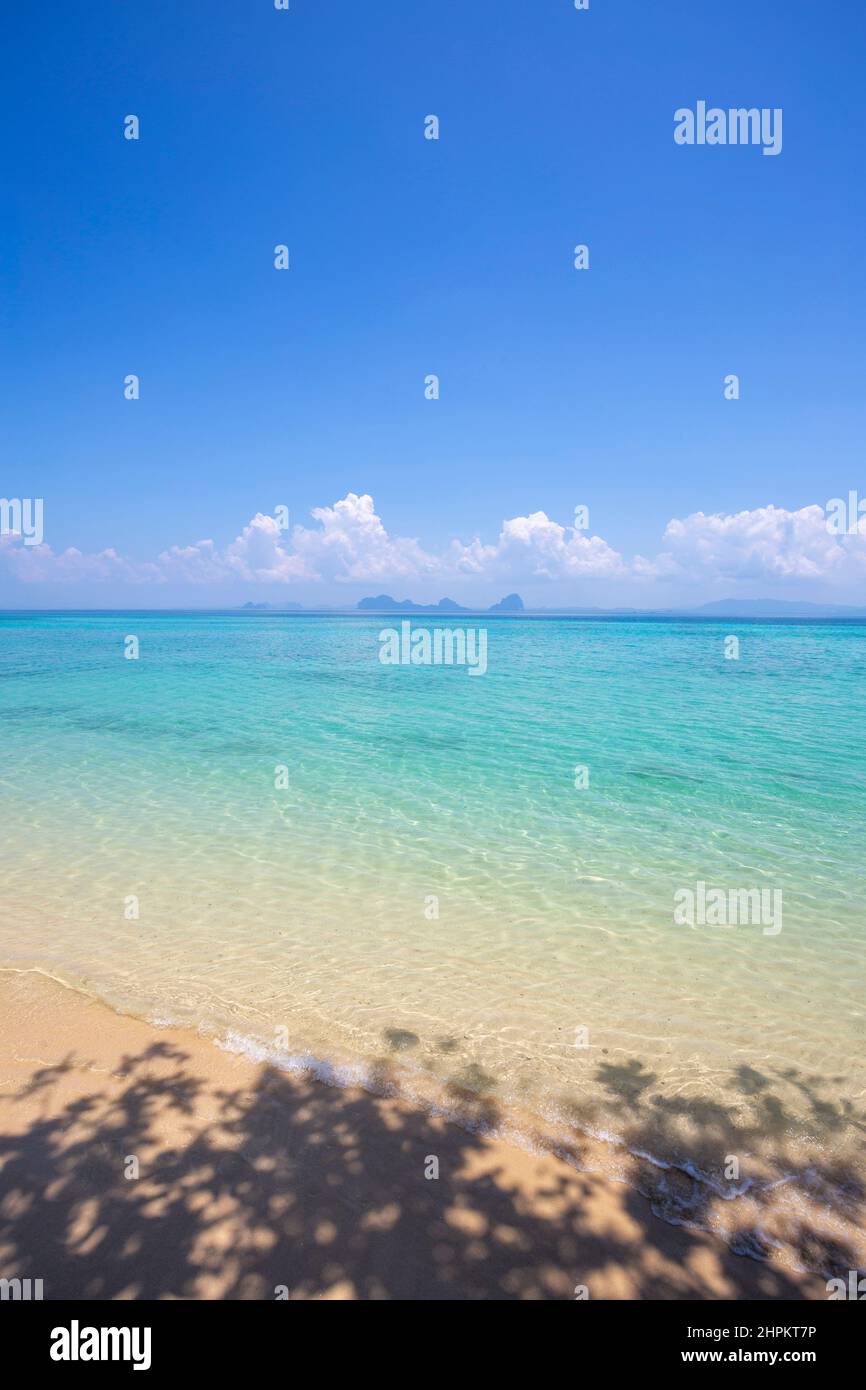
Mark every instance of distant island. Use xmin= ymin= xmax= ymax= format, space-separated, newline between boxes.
xmin=240 ymin=601 xmax=304 ymax=611
xmin=692 ymin=599 xmax=866 ymax=618
xmin=357 ymin=593 xmax=524 ymax=614
xmin=234 ymin=596 xmax=866 ymax=619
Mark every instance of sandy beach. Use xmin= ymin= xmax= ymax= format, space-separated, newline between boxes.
xmin=0 ymin=969 xmax=828 ymax=1301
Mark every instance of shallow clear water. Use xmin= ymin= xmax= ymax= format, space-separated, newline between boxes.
xmin=1 ymin=612 xmax=864 ymax=1266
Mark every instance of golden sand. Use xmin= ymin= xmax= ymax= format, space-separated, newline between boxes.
xmin=0 ymin=969 xmax=825 ymax=1301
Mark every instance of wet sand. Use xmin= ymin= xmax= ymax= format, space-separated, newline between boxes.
xmin=0 ymin=969 xmax=825 ymax=1300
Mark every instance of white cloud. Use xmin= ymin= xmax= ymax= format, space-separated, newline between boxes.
xmin=449 ymin=510 xmax=625 ymax=579
xmin=0 ymin=534 xmax=160 ymax=584
xmin=159 ymin=513 xmax=312 ymax=584
xmin=1 ymin=495 xmax=864 ymax=593
xmin=156 ymin=494 xmax=436 ymax=585
xmin=294 ymin=493 xmax=438 ymax=582
xmin=648 ymin=504 xmax=866 ymax=582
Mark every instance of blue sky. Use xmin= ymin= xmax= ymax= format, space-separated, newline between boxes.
xmin=1 ymin=0 xmax=864 ymax=607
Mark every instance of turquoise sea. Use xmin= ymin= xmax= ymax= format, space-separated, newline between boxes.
xmin=1 ymin=612 xmax=864 ymax=1270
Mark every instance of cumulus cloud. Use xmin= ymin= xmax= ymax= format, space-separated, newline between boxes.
xmin=157 ymin=494 xmax=437 ymax=585
xmin=294 ymin=493 xmax=438 ymax=582
xmin=0 ymin=533 xmax=160 ymax=584
xmin=160 ymin=513 xmax=312 ymax=584
xmin=449 ymin=511 xmax=625 ymax=579
xmin=646 ymin=504 xmax=866 ymax=582
xmin=157 ymin=496 xmax=625 ymax=586
xmin=1 ymin=494 xmax=864 ymax=593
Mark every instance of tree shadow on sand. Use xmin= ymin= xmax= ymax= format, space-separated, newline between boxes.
xmin=553 ymin=1055 xmax=866 ymax=1282
xmin=0 ymin=1035 xmax=845 ymax=1300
